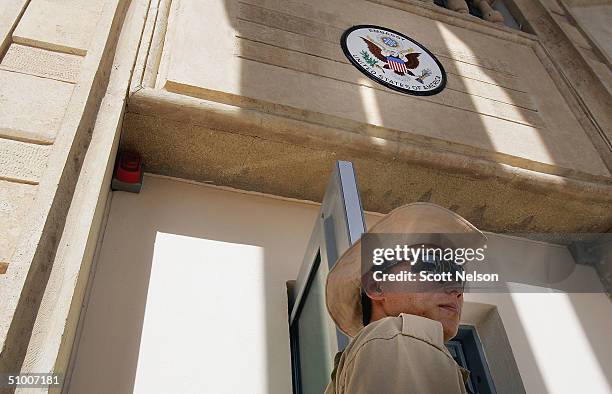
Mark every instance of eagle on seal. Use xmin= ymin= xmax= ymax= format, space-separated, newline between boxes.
xmin=361 ymin=36 xmax=421 ymax=77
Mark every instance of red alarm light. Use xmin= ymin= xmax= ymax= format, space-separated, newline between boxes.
xmin=116 ymin=151 xmax=142 ymax=183
xmin=112 ymin=151 xmax=143 ymax=193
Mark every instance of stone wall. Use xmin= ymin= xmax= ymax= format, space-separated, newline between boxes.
xmin=0 ymin=0 xmax=611 ymax=391
xmin=0 ymin=0 xmax=128 ymax=381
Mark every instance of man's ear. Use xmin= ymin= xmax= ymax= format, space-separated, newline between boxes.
xmin=363 ymin=273 xmax=385 ymax=301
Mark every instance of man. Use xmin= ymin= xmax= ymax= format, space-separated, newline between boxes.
xmin=325 ymin=202 xmax=486 ymax=393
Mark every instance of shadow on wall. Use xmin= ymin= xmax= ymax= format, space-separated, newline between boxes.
xmin=217 ymin=0 xmax=611 ymax=392
xmin=212 ymin=0 xmax=610 ymax=228
xmin=220 ymin=0 xmax=535 ymax=392
xmin=565 ymin=293 xmax=612 ymax=390
xmin=78 ymin=0 xmax=612 ymax=392
xmin=119 ymin=0 xmax=612 ymax=234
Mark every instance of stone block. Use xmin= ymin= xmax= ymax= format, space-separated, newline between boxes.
xmin=0 ymin=43 xmax=82 ymax=83
xmin=552 ymin=13 xmax=593 ymax=49
xmin=0 ymin=70 xmax=74 ymax=143
xmin=13 ymin=0 xmax=106 ymax=55
xmin=0 ymin=138 xmax=51 ymax=184
xmin=0 ymin=180 xmax=37 ymax=262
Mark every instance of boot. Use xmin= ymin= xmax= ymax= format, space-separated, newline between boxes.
xmin=473 ymin=0 xmax=505 ymax=24
xmin=446 ymin=0 xmax=469 ymax=13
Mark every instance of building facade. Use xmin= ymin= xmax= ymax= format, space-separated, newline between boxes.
xmin=1 ymin=0 xmax=612 ymax=392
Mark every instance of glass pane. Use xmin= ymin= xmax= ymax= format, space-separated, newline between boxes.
xmin=297 ymin=258 xmax=337 ymax=394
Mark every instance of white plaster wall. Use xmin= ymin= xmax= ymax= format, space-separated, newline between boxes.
xmin=67 ymin=174 xmax=324 ymax=394
xmin=67 ymin=174 xmax=612 ymax=394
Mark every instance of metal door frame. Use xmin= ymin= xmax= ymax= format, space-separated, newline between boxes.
xmin=288 ymin=161 xmax=367 ymax=394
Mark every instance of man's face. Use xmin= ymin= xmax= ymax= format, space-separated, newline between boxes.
xmin=380 ymin=287 xmax=463 ymax=341
xmin=374 ymin=262 xmax=463 ymax=341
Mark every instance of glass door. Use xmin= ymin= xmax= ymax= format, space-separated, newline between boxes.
xmin=288 ymin=161 xmax=366 ymax=394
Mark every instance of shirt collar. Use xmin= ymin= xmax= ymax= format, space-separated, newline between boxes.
xmin=400 ymin=313 xmax=470 ymax=383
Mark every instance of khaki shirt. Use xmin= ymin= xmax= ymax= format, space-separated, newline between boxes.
xmin=325 ymin=313 xmax=469 ymax=394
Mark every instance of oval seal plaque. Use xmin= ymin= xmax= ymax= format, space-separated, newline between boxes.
xmin=341 ymin=25 xmax=446 ymax=96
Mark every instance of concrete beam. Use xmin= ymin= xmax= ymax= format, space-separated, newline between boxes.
xmin=123 ymin=88 xmax=612 ymax=233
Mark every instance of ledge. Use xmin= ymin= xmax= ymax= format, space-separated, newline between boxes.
xmin=122 ymin=88 xmax=612 ymax=233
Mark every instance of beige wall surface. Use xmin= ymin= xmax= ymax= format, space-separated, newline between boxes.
xmin=152 ymin=0 xmax=609 ymax=178
xmin=67 ymin=175 xmax=612 ymax=394
xmin=121 ymin=0 xmax=612 ymax=235
xmin=1 ymin=0 xmax=609 ymax=390
xmin=571 ymin=5 xmax=612 ymax=62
